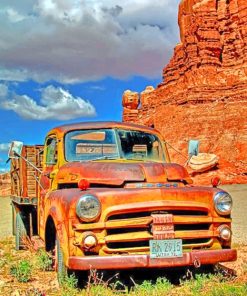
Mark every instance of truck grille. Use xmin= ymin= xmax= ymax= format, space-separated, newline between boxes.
xmin=104 ymin=209 xmax=213 ymax=252
xmin=107 ymin=223 xmax=210 ymax=235
xmin=108 ymin=210 xmax=208 ymax=220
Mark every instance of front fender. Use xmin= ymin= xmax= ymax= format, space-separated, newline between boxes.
xmin=45 ymin=206 xmax=70 ymax=266
xmin=44 ymin=188 xmax=97 ymax=264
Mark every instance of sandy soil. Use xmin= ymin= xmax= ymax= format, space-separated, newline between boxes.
xmin=0 ymin=197 xmax=12 ymax=239
xmin=221 ymin=184 xmax=247 ymax=244
xmin=0 ymin=184 xmax=246 ymax=243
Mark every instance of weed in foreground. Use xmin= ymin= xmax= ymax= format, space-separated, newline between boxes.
xmin=177 ymin=272 xmax=247 ymax=296
xmin=36 ymin=249 xmax=53 ymax=271
xmin=25 ymin=287 xmax=46 ymax=296
xmin=59 ymin=272 xmax=78 ymax=296
xmin=180 ymin=273 xmax=215 ymax=296
xmin=84 ymin=269 xmax=124 ymax=296
xmin=210 ymin=283 xmax=247 ymax=296
xmin=10 ymin=259 xmax=32 ymax=282
xmin=131 ymin=277 xmax=173 ymax=296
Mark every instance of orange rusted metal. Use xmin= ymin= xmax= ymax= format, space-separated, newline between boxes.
xmin=152 ymin=214 xmax=175 ymax=240
xmin=10 ymin=121 xmax=237 ymax=276
xmin=68 ymin=249 xmax=237 ymax=270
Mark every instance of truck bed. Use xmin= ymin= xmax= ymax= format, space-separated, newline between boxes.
xmin=10 ymin=145 xmax=44 ymax=203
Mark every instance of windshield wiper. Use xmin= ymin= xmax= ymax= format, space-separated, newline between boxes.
xmin=90 ymin=155 xmax=119 ymax=161
xmin=125 ymin=158 xmax=146 ymax=162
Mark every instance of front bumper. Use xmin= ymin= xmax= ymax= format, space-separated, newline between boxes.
xmin=68 ymin=249 xmax=237 ymax=270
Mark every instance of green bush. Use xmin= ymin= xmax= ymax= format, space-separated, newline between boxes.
xmin=211 ymin=283 xmax=247 ymax=296
xmin=36 ymin=249 xmax=53 ymax=271
xmin=60 ymin=273 xmax=78 ymax=296
xmin=133 ymin=277 xmax=173 ymax=296
xmin=10 ymin=259 xmax=32 ymax=282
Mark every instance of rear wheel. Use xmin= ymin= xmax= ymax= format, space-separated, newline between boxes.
xmin=12 ymin=204 xmax=16 ymax=235
xmin=15 ymin=212 xmax=27 ymax=250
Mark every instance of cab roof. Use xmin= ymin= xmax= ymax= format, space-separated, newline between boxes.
xmin=49 ymin=121 xmax=160 ymax=135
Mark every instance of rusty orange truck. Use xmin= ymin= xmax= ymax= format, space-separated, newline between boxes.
xmin=9 ymin=121 xmax=236 ymax=280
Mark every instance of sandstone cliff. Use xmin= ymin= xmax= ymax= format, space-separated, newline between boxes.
xmin=0 ymin=173 xmax=11 ymax=196
xmin=122 ymin=0 xmax=247 ymax=184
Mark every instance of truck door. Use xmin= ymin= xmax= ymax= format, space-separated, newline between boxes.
xmin=39 ymin=135 xmax=58 ymax=237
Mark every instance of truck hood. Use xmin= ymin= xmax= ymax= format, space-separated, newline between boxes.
xmin=56 ymin=162 xmax=192 ymax=186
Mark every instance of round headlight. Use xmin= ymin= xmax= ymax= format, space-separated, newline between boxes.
xmin=214 ymin=191 xmax=232 ymax=215
xmin=218 ymin=225 xmax=232 ymax=241
xmin=76 ymin=195 xmax=101 ymax=222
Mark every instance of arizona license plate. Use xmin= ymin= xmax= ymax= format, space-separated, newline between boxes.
xmin=150 ymin=239 xmax=183 ymax=258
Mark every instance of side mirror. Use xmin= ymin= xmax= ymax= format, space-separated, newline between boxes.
xmin=8 ymin=141 xmax=23 ymax=159
xmin=188 ymin=140 xmax=199 ymax=156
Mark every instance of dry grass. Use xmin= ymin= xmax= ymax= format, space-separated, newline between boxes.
xmin=0 ymin=237 xmax=246 ymax=296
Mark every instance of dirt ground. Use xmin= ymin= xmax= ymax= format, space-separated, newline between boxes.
xmin=0 ymin=196 xmax=12 ymax=239
xmin=1 ymin=184 xmax=246 ymax=243
xmin=221 ymin=184 xmax=247 ymax=244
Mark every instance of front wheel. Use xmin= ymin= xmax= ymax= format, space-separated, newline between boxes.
xmin=55 ymin=236 xmax=68 ymax=283
xmin=55 ymin=235 xmax=87 ymax=287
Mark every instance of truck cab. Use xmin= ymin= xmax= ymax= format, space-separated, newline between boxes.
xmin=10 ymin=121 xmax=236 ymax=279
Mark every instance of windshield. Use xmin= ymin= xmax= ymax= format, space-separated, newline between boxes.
xmin=116 ymin=129 xmax=165 ymax=162
xmin=65 ymin=128 xmax=165 ymax=162
xmin=65 ymin=129 xmax=119 ymax=161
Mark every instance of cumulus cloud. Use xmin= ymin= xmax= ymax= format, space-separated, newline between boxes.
xmin=0 ymin=0 xmax=180 ymax=83
xmin=0 ymin=143 xmax=10 ymax=152
xmin=0 ymin=84 xmax=96 ymax=120
xmin=0 ymin=167 xmax=9 ymax=173
xmin=0 ymin=84 xmax=8 ymax=97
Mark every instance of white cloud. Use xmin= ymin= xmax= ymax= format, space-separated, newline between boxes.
xmin=0 ymin=168 xmax=9 ymax=173
xmin=0 ymin=0 xmax=180 ymax=83
xmin=0 ymin=84 xmax=8 ymax=97
xmin=36 ymin=0 xmax=85 ymax=24
xmin=0 ymin=84 xmax=96 ymax=120
xmin=0 ymin=143 xmax=10 ymax=152
xmin=89 ymin=85 xmax=106 ymax=91
xmin=5 ymin=8 xmax=26 ymax=23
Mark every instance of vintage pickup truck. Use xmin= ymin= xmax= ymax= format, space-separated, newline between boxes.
xmin=9 ymin=121 xmax=236 ymax=280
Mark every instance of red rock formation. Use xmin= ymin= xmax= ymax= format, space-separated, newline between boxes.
xmin=122 ymin=90 xmax=140 ymax=122
xmin=0 ymin=173 xmax=11 ymax=196
xmin=122 ymin=0 xmax=247 ymax=184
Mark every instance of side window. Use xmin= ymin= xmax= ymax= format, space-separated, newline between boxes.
xmin=45 ymin=137 xmax=57 ymax=165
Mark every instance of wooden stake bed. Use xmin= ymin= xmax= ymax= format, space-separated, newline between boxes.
xmin=10 ymin=145 xmax=44 ymax=201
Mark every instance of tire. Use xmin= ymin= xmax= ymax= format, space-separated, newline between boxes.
xmin=15 ymin=212 xmax=27 ymax=250
xmin=12 ymin=204 xmax=16 ymax=236
xmin=56 ymin=236 xmax=68 ymax=283
xmin=55 ymin=236 xmax=86 ymax=287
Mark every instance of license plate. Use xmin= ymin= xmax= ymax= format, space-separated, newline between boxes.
xmin=150 ymin=239 xmax=183 ymax=258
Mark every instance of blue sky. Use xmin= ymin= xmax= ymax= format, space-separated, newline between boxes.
xmin=0 ymin=0 xmax=180 ymax=172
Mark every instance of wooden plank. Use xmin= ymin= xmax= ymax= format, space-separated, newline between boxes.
xmin=10 ymin=144 xmax=44 ymax=199
xmin=22 ymin=146 xmax=27 ymax=197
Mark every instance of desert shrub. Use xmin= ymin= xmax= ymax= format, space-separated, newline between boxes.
xmin=25 ymin=287 xmax=46 ymax=296
xmin=60 ymin=273 xmax=78 ymax=296
xmin=10 ymin=259 xmax=32 ymax=282
xmin=133 ymin=277 xmax=173 ymax=296
xmin=36 ymin=249 xmax=53 ymax=271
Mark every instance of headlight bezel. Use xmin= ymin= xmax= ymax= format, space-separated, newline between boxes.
xmin=76 ymin=194 xmax=101 ymax=222
xmin=214 ymin=191 xmax=232 ymax=215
